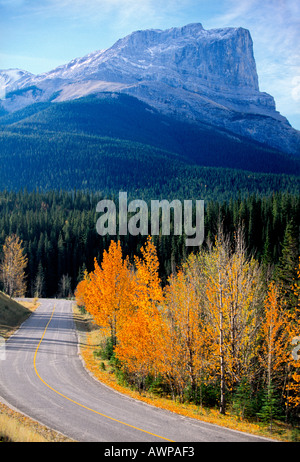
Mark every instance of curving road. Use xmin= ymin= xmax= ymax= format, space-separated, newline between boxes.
xmin=0 ymin=299 xmax=271 ymax=442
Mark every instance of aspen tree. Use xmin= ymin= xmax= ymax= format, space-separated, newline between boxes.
xmin=75 ymin=269 xmax=90 ymax=309
xmin=0 ymin=234 xmax=28 ymax=297
xmin=285 ymin=257 xmax=300 ymax=411
xmin=259 ymin=281 xmax=290 ymax=428
xmin=116 ymin=237 xmax=164 ymax=391
xmin=203 ymin=236 xmax=229 ymax=414
xmin=162 ymin=267 xmax=209 ymax=402
xmin=203 ymin=230 xmax=262 ymax=414
xmin=81 ymin=240 xmax=135 ymax=343
xmin=260 ymin=281 xmax=289 ymax=391
xmin=226 ymin=233 xmax=262 ymax=389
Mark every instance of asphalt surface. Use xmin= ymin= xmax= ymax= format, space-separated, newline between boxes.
xmin=0 ymin=299 xmax=272 ymax=442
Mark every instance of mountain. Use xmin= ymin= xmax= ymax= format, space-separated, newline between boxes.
xmin=1 ymin=23 xmax=299 ymax=156
xmin=0 ymin=92 xmax=300 ymax=202
xmin=1 ymin=92 xmax=299 ymax=175
xmin=0 ymin=23 xmax=300 ymax=201
xmin=0 ymin=68 xmax=33 ymax=90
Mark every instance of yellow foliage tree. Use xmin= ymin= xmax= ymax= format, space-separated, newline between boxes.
xmin=75 ymin=231 xmax=298 ymax=419
xmin=202 ymin=231 xmax=262 ymax=414
xmin=225 ymin=242 xmax=262 ymax=387
xmin=0 ymin=234 xmax=28 ymax=297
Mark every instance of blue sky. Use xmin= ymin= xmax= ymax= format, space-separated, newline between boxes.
xmin=0 ymin=0 xmax=299 ymax=129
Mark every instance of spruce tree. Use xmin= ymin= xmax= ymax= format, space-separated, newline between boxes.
xmin=258 ymin=382 xmax=283 ymax=431
xmin=275 ymin=221 xmax=299 ymax=308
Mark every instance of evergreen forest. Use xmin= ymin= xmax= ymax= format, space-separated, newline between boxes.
xmin=0 ymin=189 xmax=299 ymax=299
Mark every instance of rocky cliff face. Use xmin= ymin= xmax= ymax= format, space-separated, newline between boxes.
xmin=1 ymin=23 xmax=299 ymax=155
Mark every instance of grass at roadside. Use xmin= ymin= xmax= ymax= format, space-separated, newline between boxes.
xmin=73 ymin=303 xmax=299 ymax=443
xmin=0 ymin=412 xmax=48 ymax=442
xmin=0 ymin=293 xmax=74 ymax=442
xmin=0 ymin=291 xmax=39 ymax=339
xmin=0 ymin=402 xmax=74 ymax=442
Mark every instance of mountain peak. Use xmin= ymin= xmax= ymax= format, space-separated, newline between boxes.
xmin=0 ymin=23 xmax=299 ymax=154
xmin=181 ymin=22 xmax=204 ymax=31
xmin=105 ymin=22 xmax=259 ymax=92
xmin=0 ymin=68 xmax=33 ymax=86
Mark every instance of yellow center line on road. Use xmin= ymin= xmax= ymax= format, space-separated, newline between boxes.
xmin=33 ymin=303 xmax=174 ymax=442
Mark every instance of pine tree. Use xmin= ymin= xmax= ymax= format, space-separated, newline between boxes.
xmin=275 ymin=221 xmax=299 ymax=308
xmin=258 ymin=381 xmax=282 ymax=431
xmin=233 ymin=378 xmax=254 ymax=420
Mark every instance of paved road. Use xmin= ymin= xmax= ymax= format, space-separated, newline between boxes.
xmin=0 ymin=299 xmax=271 ymax=442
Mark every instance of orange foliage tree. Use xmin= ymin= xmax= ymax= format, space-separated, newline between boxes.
xmin=76 ymin=240 xmax=135 ymax=343
xmin=115 ymin=237 xmax=165 ymax=391
xmin=258 ymin=270 xmax=300 ymax=423
xmin=285 ymin=257 xmax=300 ymax=411
xmin=75 ymin=269 xmax=90 ymax=309
xmin=75 ymin=232 xmax=299 ymax=420
xmin=161 ymin=265 xmax=209 ymax=402
xmin=259 ymin=281 xmax=290 ymax=391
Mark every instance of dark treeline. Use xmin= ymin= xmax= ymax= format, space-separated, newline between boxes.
xmin=1 ymin=128 xmax=300 ymax=200
xmin=0 ymin=189 xmax=299 ymax=297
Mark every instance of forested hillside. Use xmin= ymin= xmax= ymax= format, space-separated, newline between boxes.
xmin=1 ymin=93 xmax=300 ymax=198
xmin=0 ymin=190 xmax=299 ymax=297
xmin=0 ymin=129 xmax=300 ymax=200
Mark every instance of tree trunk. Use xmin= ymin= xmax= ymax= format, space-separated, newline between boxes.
xmin=219 ymin=271 xmax=226 ymax=415
xmin=219 ymin=311 xmax=226 ymax=414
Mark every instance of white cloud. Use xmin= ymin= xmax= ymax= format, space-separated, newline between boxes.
xmin=291 ymin=76 xmax=300 ymax=102
xmin=213 ymin=0 xmax=300 ymax=54
xmin=14 ymin=0 xmax=184 ymax=24
xmin=25 ymin=0 xmax=198 ymax=33
xmin=209 ymin=0 xmax=300 ymax=125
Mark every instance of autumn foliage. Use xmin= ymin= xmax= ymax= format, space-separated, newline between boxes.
xmin=76 ymin=235 xmax=300 ymax=422
xmin=0 ymin=234 xmax=28 ymax=298
xmin=76 ymin=240 xmax=135 ymax=343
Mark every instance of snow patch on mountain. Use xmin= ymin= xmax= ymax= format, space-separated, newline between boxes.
xmin=0 ymin=23 xmax=299 ymax=154
xmin=52 ymin=80 xmax=133 ymax=102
